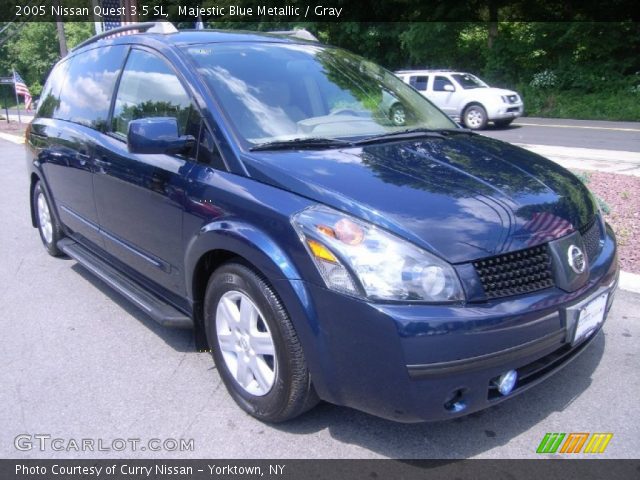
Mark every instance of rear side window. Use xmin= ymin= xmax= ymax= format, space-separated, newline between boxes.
xmin=112 ymin=49 xmax=197 ymax=137
xmin=409 ymin=75 xmax=428 ymax=91
xmin=36 ymin=60 xmax=70 ymax=119
xmin=56 ymin=46 xmax=128 ymax=131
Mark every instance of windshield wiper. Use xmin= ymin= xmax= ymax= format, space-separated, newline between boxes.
xmin=249 ymin=137 xmax=353 ymax=151
xmin=435 ymin=128 xmax=475 ymax=136
xmin=353 ymin=128 xmax=446 ymax=146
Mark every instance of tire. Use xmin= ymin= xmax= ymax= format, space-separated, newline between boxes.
xmin=494 ymin=119 xmax=514 ymax=128
xmin=204 ymin=262 xmax=318 ymax=422
xmin=390 ymin=104 xmax=406 ymax=126
xmin=463 ymin=104 xmax=488 ymax=130
xmin=32 ymin=181 xmax=63 ymax=257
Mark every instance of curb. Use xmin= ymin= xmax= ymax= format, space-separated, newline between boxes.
xmin=0 ymin=132 xmax=25 ymax=144
xmin=620 ymin=271 xmax=640 ymax=294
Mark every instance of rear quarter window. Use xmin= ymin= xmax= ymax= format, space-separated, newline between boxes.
xmin=36 ymin=60 xmax=70 ymax=119
xmin=55 ymin=45 xmax=128 ymax=131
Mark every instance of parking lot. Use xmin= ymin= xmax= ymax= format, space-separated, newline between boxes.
xmin=1 ymin=136 xmax=639 ymax=459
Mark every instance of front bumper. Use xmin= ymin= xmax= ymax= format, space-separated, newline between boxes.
xmin=489 ymin=103 xmax=524 ymax=121
xmin=283 ymin=225 xmax=618 ymax=422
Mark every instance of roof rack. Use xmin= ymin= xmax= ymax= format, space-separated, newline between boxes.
xmin=269 ymin=28 xmax=319 ymax=42
xmin=395 ymin=69 xmax=453 ymax=74
xmin=72 ymin=22 xmax=178 ymax=52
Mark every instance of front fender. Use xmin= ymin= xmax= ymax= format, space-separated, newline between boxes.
xmin=183 ymin=218 xmax=302 ymax=301
xmin=183 ymin=219 xmax=337 ymax=401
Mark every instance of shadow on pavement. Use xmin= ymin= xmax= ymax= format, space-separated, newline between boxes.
xmin=488 ymin=124 xmax=522 ymax=131
xmin=71 ymin=264 xmax=194 ymax=352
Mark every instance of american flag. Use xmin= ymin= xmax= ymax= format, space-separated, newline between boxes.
xmin=101 ymin=0 xmax=138 ymax=37
xmin=524 ymin=211 xmax=574 ymax=246
xmin=13 ymin=71 xmax=32 ymax=111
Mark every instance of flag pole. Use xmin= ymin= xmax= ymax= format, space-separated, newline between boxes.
xmin=2 ymin=86 xmax=10 ymax=124
xmin=12 ymin=70 xmax=21 ymax=124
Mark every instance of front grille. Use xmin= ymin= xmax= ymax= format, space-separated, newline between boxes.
xmin=506 ymin=106 xmax=520 ymax=112
xmin=473 ymin=245 xmax=554 ymax=299
xmin=580 ymin=217 xmax=602 ymax=264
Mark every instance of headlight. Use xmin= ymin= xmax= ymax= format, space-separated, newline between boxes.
xmin=501 ymin=95 xmax=509 ymax=103
xmin=291 ymin=206 xmax=464 ymax=303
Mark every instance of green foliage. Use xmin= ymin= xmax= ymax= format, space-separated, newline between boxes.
xmin=1 ymin=17 xmax=638 ymax=121
xmin=518 ymin=85 xmax=640 ymax=121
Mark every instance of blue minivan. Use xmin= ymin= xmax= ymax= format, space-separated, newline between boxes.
xmin=26 ymin=23 xmax=618 ymax=423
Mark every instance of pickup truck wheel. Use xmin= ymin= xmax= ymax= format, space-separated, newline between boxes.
xmin=463 ymin=105 xmax=488 ymax=130
xmin=33 ymin=181 xmax=63 ymax=257
xmin=390 ymin=104 xmax=406 ymax=126
xmin=204 ymin=262 xmax=318 ymax=422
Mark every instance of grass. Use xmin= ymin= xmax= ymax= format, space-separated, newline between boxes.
xmin=519 ymin=87 xmax=640 ymax=121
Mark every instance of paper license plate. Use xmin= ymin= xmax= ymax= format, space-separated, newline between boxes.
xmin=573 ymin=293 xmax=608 ymax=344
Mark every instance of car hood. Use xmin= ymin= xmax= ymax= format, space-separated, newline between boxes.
xmin=241 ymin=135 xmax=596 ymax=263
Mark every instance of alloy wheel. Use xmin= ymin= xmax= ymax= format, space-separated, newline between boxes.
xmin=37 ymin=192 xmax=53 ymax=244
xmin=215 ymin=290 xmax=277 ymax=396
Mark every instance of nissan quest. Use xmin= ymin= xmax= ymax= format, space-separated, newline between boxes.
xmin=26 ymin=23 xmax=618 ymax=423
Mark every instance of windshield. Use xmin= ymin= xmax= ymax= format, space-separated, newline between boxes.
xmin=185 ymin=43 xmax=457 ymax=146
xmin=451 ymin=73 xmax=488 ymax=89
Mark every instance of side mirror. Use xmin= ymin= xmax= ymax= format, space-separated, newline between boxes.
xmin=127 ymin=117 xmax=195 ymax=155
xmin=443 ymin=84 xmax=455 ymax=92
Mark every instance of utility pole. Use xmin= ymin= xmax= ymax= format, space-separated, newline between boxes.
xmin=54 ymin=0 xmax=68 ymax=56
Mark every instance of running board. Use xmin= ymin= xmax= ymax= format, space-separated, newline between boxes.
xmin=58 ymin=238 xmax=193 ymax=329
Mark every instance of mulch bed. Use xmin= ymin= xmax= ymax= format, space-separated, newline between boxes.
xmin=578 ymin=171 xmax=640 ymax=274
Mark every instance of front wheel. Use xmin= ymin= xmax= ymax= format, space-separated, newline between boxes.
xmin=463 ymin=105 xmax=488 ymax=130
xmin=32 ymin=181 xmax=63 ymax=256
xmin=390 ymin=104 xmax=406 ymax=126
xmin=204 ymin=262 xmax=318 ymax=422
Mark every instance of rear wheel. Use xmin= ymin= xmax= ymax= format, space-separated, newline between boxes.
xmin=204 ymin=262 xmax=318 ymax=422
xmin=494 ymin=119 xmax=514 ymax=128
xmin=463 ymin=104 xmax=488 ymax=130
xmin=32 ymin=181 xmax=63 ymax=257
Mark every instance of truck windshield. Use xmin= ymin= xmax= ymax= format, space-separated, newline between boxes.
xmin=185 ymin=42 xmax=457 ymax=147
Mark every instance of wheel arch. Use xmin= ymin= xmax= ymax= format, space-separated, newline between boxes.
xmin=184 ymin=221 xmax=333 ymax=399
xmin=185 ymin=220 xmax=304 ymax=348
xmin=461 ymin=100 xmax=486 ymax=117
xmin=185 ymin=220 xmax=302 ymax=303
xmin=29 ymin=172 xmax=40 ymax=227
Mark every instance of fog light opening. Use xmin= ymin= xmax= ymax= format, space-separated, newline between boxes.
xmin=493 ymin=369 xmax=518 ymax=396
xmin=444 ymin=389 xmax=468 ymax=413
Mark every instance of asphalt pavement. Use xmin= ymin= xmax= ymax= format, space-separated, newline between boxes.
xmin=0 ymin=139 xmax=639 ymax=459
xmin=481 ymin=117 xmax=640 ymax=153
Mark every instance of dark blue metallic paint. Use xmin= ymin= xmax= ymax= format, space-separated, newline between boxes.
xmin=26 ymin=30 xmax=619 ymax=422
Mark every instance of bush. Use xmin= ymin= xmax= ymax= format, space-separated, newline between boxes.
xmin=530 ymin=70 xmax=558 ymax=89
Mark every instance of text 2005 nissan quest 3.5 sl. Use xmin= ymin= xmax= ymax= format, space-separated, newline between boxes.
xmin=26 ymin=23 xmax=618 ymax=423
